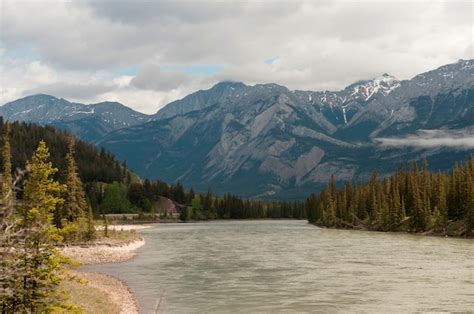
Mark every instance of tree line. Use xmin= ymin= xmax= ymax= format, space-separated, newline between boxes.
xmin=179 ymin=190 xmax=306 ymax=221
xmin=305 ymin=158 xmax=474 ymax=236
xmin=104 ymin=179 xmax=306 ymax=220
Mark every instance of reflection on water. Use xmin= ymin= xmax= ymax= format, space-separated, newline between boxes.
xmin=84 ymin=220 xmax=474 ymax=313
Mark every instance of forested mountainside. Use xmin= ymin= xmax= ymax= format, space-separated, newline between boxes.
xmin=306 ymin=157 xmax=474 ymax=237
xmin=0 ymin=119 xmax=305 ymax=219
xmin=2 ymin=60 xmax=473 ymax=199
xmin=0 ymin=118 xmax=126 ymax=185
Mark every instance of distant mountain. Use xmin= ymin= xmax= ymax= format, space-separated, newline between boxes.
xmin=2 ymin=60 xmax=473 ymax=199
xmin=0 ymin=95 xmax=151 ymax=141
xmin=98 ymin=59 xmax=474 ymax=199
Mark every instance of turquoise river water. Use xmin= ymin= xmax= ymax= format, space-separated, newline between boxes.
xmin=84 ymin=220 xmax=474 ymax=313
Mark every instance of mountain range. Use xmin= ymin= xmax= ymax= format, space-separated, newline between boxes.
xmin=0 ymin=95 xmax=151 ymax=142
xmin=1 ymin=59 xmax=473 ymax=199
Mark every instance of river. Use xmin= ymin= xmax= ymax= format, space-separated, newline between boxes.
xmin=84 ymin=220 xmax=474 ymax=313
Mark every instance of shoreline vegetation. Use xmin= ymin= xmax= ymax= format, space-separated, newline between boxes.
xmin=310 ymin=219 xmax=473 ymax=239
xmin=305 ymin=157 xmax=474 ymax=238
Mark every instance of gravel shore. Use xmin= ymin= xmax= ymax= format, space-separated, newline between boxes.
xmin=62 ymin=238 xmax=145 ymax=264
xmin=96 ymin=224 xmax=153 ymax=231
xmin=62 ymin=225 xmax=149 ymax=313
xmin=72 ymin=270 xmax=140 ymax=314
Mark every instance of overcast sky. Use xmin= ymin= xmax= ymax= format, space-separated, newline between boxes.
xmin=1 ymin=0 xmax=472 ymax=114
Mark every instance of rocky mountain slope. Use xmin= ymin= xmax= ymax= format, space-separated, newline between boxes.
xmin=97 ymin=59 xmax=474 ymax=198
xmin=0 ymin=95 xmax=151 ymax=141
xmin=2 ymin=60 xmax=473 ymax=199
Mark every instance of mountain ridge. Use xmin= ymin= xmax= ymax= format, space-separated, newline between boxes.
xmin=2 ymin=59 xmax=473 ymax=199
xmin=0 ymin=94 xmax=152 ymax=141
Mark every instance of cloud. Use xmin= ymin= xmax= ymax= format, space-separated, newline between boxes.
xmin=25 ymin=82 xmax=116 ymax=99
xmin=130 ymin=64 xmax=190 ymax=91
xmin=1 ymin=0 xmax=473 ymax=112
xmin=375 ymin=130 xmax=474 ymax=150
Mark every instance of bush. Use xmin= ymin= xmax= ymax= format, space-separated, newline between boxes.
xmin=58 ymin=218 xmax=89 ymax=244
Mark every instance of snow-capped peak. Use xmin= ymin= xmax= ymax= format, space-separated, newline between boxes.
xmin=347 ymin=73 xmax=400 ymax=100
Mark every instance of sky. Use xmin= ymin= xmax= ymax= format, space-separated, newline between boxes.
xmin=1 ymin=0 xmax=473 ymax=114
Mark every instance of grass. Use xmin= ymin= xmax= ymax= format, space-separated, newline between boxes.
xmin=97 ymin=228 xmax=143 ymax=243
xmin=92 ymin=219 xmax=144 ymax=243
xmin=55 ymin=276 xmax=121 ymax=314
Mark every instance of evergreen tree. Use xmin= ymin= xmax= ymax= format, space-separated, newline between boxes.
xmin=13 ymin=141 xmax=69 ymax=312
xmin=0 ymin=123 xmax=23 ymax=312
xmin=103 ymin=213 xmax=109 ymax=237
xmin=433 ymin=174 xmax=448 ymax=227
xmin=1 ymin=122 xmax=12 ymax=205
xmin=85 ymin=204 xmax=96 ymax=241
xmin=467 ymin=177 xmax=474 ymax=234
xmin=62 ymin=135 xmax=87 ymax=224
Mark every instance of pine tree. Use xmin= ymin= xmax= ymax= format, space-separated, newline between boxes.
xmin=0 ymin=123 xmax=24 ymax=312
xmin=1 ymin=122 xmax=13 ymax=205
xmin=433 ymin=174 xmax=448 ymax=227
xmin=63 ymin=135 xmax=87 ymax=224
xmin=103 ymin=213 xmax=109 ymax=237
xmin=390 ymin=181 xmax=403 ymax=228
xmin=13 ymin=140 xmax=69 ymax=312
xmin=85 ymin=204 xmax=96 ymax=241
xmin=410 ymin=180 xmax=427 ymax=232
xmin=466 ymin=176 xmax=474 ymax=234
xmin=305 ymin=193 xmax=318 ymax=223
xmin=447 ymin=164 xmax=462 ymax=219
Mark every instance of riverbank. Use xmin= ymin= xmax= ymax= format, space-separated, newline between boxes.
xmin=60 ymin=224 xmax=150 ymax=313
xmin=310 ymin=218 xmax=473 ymax=239
xmin=61 ymin=237 xmax=146 ymax=264
xmin=65 ymin=271 xmax=139 ymax=314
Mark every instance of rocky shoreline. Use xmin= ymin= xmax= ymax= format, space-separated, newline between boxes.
xmin=62 ymin=238 xmax=146 ymax=264
xmin=71 ymin=270 xmax=140 ymax=314
xmin=61 ymin=225 xmax=150 ymax=313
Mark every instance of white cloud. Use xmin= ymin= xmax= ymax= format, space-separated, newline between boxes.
xmin=375 ymin=130 xmax=474 ymax=149
xmin=1 ymin=0 xmax=472 ymax=112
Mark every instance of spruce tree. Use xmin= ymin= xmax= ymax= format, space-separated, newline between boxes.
xmin=1 ymin=122 xmax=13 ymax=205
xmin=14 ymin=140 xmax=69 ymax=312
xmin=0 ymin=122 xmax=22 ymax=312
xmin=63 ymin=135 xmax=87 ymax=223
xmin=434 ymin=174 xmax=448 ymax=227
xmin=410 ymin=183 xmax=427 ymax=232
xmin=85 ymin=204 xmax=96 ymax=241
xmin=466 ymin=177 xmax=474 ymax=234
xmin=390 ymin=181 xmax=403 ymax=228
xmin=103 ymin=213 xmax=109 ymax=237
